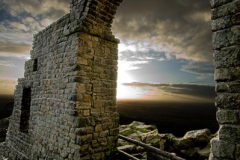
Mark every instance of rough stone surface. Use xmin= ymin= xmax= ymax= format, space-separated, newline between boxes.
xmin=210 ymin=0 xmax=234 ymax=8
xmin=210 ymin=0 xmax=240 ymax=159
xmin=214 ymin=45 xmax=240 ymax=69
xmin=118 ymin=121 xmax=213 ymax=160
xmin=216 ymin=109 xmax=240 ymax=124
xmin=236 ymin=144 xmax=240 ymax=160
xmin=218 ymin=124 xmax=240 ymax=142
xmin=211 ymin=1 xmax=240 ymax=20
xmin=211 ymin=138 xmax=236 ymax=159
xmin=198 ymin=144 xmax=211 ymax=158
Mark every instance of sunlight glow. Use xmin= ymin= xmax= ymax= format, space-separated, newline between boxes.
xmin=117 ymin=59 xmax=147 ymax=99
xmin=118 ymin=43 xmax=137 ymax=52
xmin=117 ymin=84 xmax=144 ymax=99
xmin=117 ymin=63 xmax=135 ymax=99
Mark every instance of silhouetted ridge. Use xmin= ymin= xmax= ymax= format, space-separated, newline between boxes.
xmin=0 ymin=101 xmax=14 ymax=119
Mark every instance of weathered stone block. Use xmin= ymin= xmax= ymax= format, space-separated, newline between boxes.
xmin=81 ymin=134 xmax=92 ymax=144
xmin=213 ymin=26 xmax=240 ymax=49
xmin=219 ymin=124 xmax=240 ymax=142
xmin=214 ymin=68 xmax=240 ymax=81
xmin=232 ymin=12 xmax=240 ymax=25
xmin=227 ymin=81 xmax=240 ymax=93
xmin=216 ymin=81 xmax=240 ymax=93
xmin=215 ymin=82 xmax=229 ymax=92
xmin=211 ymin=138 xmax=235 ymax=158
xmin=215 ymin=93 xmax=240 ymax=109
xmin=217 ymin=109 xmax=240 ymax=124
xmin=212 ymin=1 xmax=240 ymax=19
xmin=236 ymin=144 xmax=240 ymax=160
xmin=214 ymin=45 xmax=240 ymax=68
xmin=78 ymin=117 xmax=96 ymax=127
xmin=212 ymin=15 xmax=231 ymax=31
xmin=95 ymin=124 xmax=102 ymax=132
xmin=92 ymin=152 xmax=104 ymax=160
xmin=210 ymin=0 xmax=233 ymax=8
xmin=99 ymin=130 xmax=109 ymax=138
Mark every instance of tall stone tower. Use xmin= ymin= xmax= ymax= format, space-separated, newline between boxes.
xmin=1 ymin=0 xmax=122 ymax=159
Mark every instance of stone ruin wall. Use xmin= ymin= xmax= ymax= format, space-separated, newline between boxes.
xmin=0 ymin=0 xmax=240 ymax=159
xmin=1 ymin=0 xmax=122 ymax=159
xmin=210 ymin=0 xmax=240 ymax=159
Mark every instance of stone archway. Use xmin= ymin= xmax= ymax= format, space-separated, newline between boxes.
xmin=72 ymin=1 xmax=240 ymax=158
xmin=1 ymin=0 xmax=240 ymax=159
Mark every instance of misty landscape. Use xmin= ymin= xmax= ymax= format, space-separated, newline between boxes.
xmin=0 ymin=95 xmax=13 ymax=119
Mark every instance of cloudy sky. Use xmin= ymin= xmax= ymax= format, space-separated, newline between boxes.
xmin=0 ymin=0 xmax=215 ymax=101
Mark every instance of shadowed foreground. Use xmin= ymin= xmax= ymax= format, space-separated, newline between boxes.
xmin=117 ymin=100 xmax=218 ymax=137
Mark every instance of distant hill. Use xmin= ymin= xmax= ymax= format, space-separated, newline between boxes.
xmin=0 ymin=95 xmax=13 ymax=142
xmin=0 ymin=101 xmax=14 ymax=119
xmin=0 ymin=94 xmax=14 ymax=119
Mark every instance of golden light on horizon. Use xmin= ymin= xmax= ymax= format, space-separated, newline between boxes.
xmin=117 ymin=61 xmax=145 ymax=99
xmin=0 ymin=78 xmax=17 ymax=95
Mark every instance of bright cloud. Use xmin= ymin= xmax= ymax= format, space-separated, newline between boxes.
xmin=118 ymin=60 xmax=149 ymax=71
xmin=118 ymin=43 xmax=137 ymax=52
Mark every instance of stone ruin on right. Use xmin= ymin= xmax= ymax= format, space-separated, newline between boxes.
xmin=210 ymin=0 xmax=240 ymax=159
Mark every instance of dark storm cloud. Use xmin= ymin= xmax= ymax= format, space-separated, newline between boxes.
xmin=112 ymin=0 xmax=212 ymax=62
xmin=2 ymin=0 xmax=69 ymax=19
xmin=0 ymin=3 xmax=16 ymax=21
xmin=1 ymin=0 xmax=69 ymax=37
xmin=0 ymin=0 xmax=70 ymax=56
xmin=123 ymin=82 xmax=215 ymax=100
